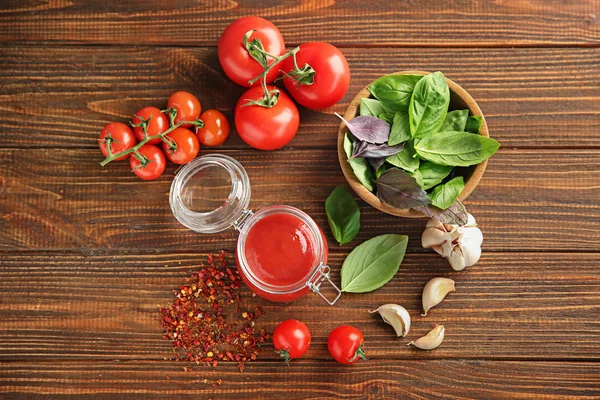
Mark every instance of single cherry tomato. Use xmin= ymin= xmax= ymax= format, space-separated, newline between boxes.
xmin=167 ymin=91 xmax=201 ymax=128
xmin=130 ymin=144 xmax=166 ymax=181
xmin=218 ymin=16 xmax=285 ymax=87
xmin=162 ymin=127 xmax=200 ymax=165
xmin=282 ymin=42 xmax=350 ymax=110
xmin=132 ymin=106 xmax=169 ymax=145
xmin=273 ymin=319 xmax=311 ymax=365
xmin=196 ymin=109 xmax=230 ymax=147
xmin=327 ymin=325 xmax=367 ymax=365
xmin=98 ymin=122 xmax=137 ymax=161
xmin=234 ymin=86 xmax=299 ymax=150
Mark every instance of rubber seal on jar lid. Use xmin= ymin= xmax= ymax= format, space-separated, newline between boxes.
xmin=169 ymin=154 xmax=251 ymax=233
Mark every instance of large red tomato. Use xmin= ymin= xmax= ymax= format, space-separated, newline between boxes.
xmin=234 ymin=86 xmax=299 ymax=151
xmin=282 ymin=42 xmax=350 ymax=110
xmin=218 ymin=16 xmax=285 ymax=87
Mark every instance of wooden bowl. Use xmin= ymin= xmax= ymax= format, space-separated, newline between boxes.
xmin=337 ymin=70 xmax=489 ymax=218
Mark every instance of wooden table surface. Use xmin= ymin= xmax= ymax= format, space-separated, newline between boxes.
xmin=1 ymin=1 xmax=599 ymax=399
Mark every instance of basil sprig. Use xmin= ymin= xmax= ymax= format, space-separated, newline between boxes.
xmin=325 ymin=186 xmax=360 ymax=246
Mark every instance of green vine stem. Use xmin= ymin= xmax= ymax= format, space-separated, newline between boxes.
xmin=243 ymin=30 xmax=312 ymax=108
xmin=99 ymin=114 xmax=203 ymax=167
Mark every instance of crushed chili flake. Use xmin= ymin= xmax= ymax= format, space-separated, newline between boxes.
xmin=159 ymin=251 xmax=269 ymax=372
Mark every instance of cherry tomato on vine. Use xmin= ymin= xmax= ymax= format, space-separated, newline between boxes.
xmin=167 ymin=91 xmax=201 ymax=128
xmin=218 ymin=16 xmax=285 ymax=87
xmin=162 ymin=127 xmax=200 ymax=165
xmin=234 ymin=86 xmax=299 ymax=151
xmin=273 ymin=319 xmax=311 ymax=365
xmin=196 ymin=109 xmax=230 ymax=147
xmin=130 ymin=144 xmax=166 ymax=181
xmin=132 ymin=106 xmax=169 ymax=145
xmin=281 ymin=42 xmax=350 ymax=110
xmin=327 ymin=325 xmax=367 ymax=365
xmin=98 ymin=122 xmax=137 ymax=161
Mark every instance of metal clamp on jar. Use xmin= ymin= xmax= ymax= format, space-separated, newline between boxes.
xmin=170 ymin=154 xmax=341 ymax=305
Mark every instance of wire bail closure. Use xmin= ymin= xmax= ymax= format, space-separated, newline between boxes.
xmin=306 ymin=263 xmax=341 ymax=305
xmin=232 ymin=209 xmax=254 ymax=232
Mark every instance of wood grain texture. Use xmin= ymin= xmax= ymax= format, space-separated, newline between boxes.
xmin=0 ymin=252 xmax=598 ymax=361
xmin=1 ymin=360 xmax=599 ymax=399
xmin=0 ymin=46 xmax=599 ymax=149
xmin=0 ymin=0 xmax=599 ymax=46
xmin=1 ymin=148 xmax=599 ymax=252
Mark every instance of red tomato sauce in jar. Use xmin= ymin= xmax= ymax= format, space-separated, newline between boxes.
xmin=244 ymin=213 xmax=317 ymax=286
xmin=236 ymin=209 xmax=329 ymax=302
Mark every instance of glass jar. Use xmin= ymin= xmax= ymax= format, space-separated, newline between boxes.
xmin=169 ymin=154 xmax=341 ymax=305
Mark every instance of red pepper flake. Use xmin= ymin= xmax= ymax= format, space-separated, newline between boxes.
xmin=159 ymin=252 xmax=269 ymax=373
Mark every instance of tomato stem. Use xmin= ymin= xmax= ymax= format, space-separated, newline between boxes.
xmin=99 ymin=115 xmax=203 ymax=167
xmin=274 ymin=347 xmax=292 ymax=366
xmin=247 ymin=46 xmax=300 ymax=86
xmin=346 ymin=344 xmax=368 ymax=363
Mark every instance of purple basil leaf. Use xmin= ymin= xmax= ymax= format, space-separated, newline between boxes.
xmin=352 ymin=141 xmax=404 ymax=159
xmin=368 ymin=157 xmax=386 ymax=171
xmin=335 ymin=112 xmax=390 ymax=144
xmin=376 ymin=168 xmax=431 ymax=209
xmin=413 ymin=199 xmax=468 ymax=225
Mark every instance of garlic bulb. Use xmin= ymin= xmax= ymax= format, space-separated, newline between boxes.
xmin=422 ymin=277 xmax=455 ymax=316
xmin=369 ymin=304 xmax=411 ymax=337
xmin=407 ymin=324 xmax=445 ymax=350
xmin=421 ymin=214 xmax=483 ymax=271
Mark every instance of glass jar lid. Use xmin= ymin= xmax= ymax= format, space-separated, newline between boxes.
xmin=169 ymin=154 xmax=251 ymax=233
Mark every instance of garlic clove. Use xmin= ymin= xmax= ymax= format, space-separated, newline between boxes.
xmin=465 ymin=213 xmax=477 ymax=227
xmin=462 ymin=241 xmax=482 ymax=267
xmin=439 ymin=240 xmax=455 ymax=258
xmin=369 ymin=304 xmax=411 ymax=337
xmin=426 ymin=218 xmax=445 ymax=230
xmin=407 ymin=324 xmax=445 ymax=350
xmin=422 ymin=277 xmax=455 ymax=316
xmin=422 ymin=226 xmax=449 ymax=248
xmin=448 ymin=247 xmax=467 ymax=271
xmin=432 ymin=245 xmax=444 ymax=256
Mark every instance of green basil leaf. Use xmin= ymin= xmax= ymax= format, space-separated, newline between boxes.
xmin=413 ymin=199 xmax=468 ymax=226
xmin=410 ymin=169 xmax=424 ymax=187
xmin=368 ymin=74 xmax=423 ymax=111
xmin=409 ymin=71 xmax=450 ymax=138
xmin=465 ymin=115 xmax=483 ymax=133
xmin=341 ymin=234 xmax=408 ymax=293
xmin=378 ymin=112 xmax=395 ymax=124
xmin=417 ymin=161 xmax=454 ymax=190
xmin=388 ymin=111 xmax=411 ymax=146
xmin=360 ymin=98 xmax=393 ymax=117
xmin=428 ymin=176 xmax=464 ymax=209
xmin=415 ymin=130 xmax=500 ymax=166
xmin=344 ymin=133 xmax=374 ymax=191
xmin=386 ymin=140 xmax=419 ymax=172
xmin=376 ymin=168 xmax=431 ymax=209
xmin=325 ymin=186 xmax=360 ymax=245
xmin=440 ymin=109 xmax=469 ymax=132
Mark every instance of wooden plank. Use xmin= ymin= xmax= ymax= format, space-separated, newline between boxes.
xmin=1 ymin=360 xmax=599 ymax=399
xmin=0 ymin=252 xmax=598 ymax=361
xmin=1 ymin=148 xmax=599 ymax=252
xmin=0 ymin=1 xmax=599 ymax=46
xmin=0 ymin=46 xmax=598 ymax=149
